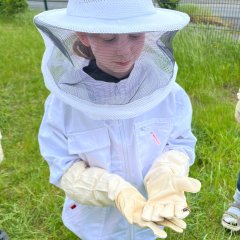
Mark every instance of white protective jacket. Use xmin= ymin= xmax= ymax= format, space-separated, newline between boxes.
xmin=38 ymin=82 xmax=196 ymax=240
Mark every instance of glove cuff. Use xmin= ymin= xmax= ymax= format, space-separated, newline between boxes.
xmin=60 ymin=161 xmax=134 ymax=206
xmin=144 ymin=150 xmax=190 ymax=185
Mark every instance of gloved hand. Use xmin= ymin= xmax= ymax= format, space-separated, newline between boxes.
xmin=157 ymin=217 xmax=187 ymax=234
xmin=235 ymin=89 xmax=240 ymax=123
xmin=116 ymin=188 xmax=168 ymax=238
xmin=116 ymin=188 xmax=187 ymax=238
xmin=60 ymin=161 xmax=169 ymax=238
xmin=0 ymin=132 xmax=3 ymax=163
xmin=142 ymin=150 xmax=201 ymax=222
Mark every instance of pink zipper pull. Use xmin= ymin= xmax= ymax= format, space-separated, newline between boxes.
xmin=150 ymin=132 xmax=161 ymax=145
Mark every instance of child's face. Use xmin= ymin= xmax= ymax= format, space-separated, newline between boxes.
xmin=78 ymin=33 xmax=145 ymax=79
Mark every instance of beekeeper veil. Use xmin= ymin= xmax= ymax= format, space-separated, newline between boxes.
xmin=34 ymin=0 xmax=190 ymax=120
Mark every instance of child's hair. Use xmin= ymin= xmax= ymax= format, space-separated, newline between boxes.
xmin=73 ymin=39 xmax=95 ymax=60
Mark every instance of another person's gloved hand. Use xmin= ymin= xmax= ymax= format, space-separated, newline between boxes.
xmin=60 ymin=161 xmax=170 ymax=238
xmin=142 ymin=150 xmax=201 ymax=222
xmin=0 ymin=132 xmax=3 ymax=163
xmin=235 ymin=89 xmax=240 ymax=123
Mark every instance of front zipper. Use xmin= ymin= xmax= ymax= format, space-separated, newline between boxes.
xmin=118 ymin=120 xmax=132 ymax=182
xmin=129 ymin=224 xmax=134 ymax=240
xmin=118 ymin=120 xmax=135 ymax=240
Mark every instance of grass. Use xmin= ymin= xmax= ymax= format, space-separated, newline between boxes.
xmin=0 ymin=10 xmax=240 ymax=240
xmin=0 ymin=10 xmax=78 ymax=240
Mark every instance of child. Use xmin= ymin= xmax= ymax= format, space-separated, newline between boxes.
xmin=222 ymin=89 xmax=240 ymax=231
xmin=34 ymin=0 xmax=201 ymax=239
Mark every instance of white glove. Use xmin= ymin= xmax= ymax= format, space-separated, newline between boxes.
xmin=235 ymin=90 xmax=240 ymax=123
xmin=157 ymin=217 xmax=187 ymax=234
xmin=116 ymin=188 xmax=187 ymax=238
xmin=143 ymin=150 xmax=201 ymax=221
xmin=61 ymin=161 xmax=131 ymax=206
xmin=60 ymin=161 xmax=168 ymax=238
xmin=0 ymin=132 xmax=3 ymax=163
xmin=115 ymin=188 xmax=169 ymax=238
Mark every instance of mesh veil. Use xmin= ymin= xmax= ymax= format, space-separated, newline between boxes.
xmin=35 ymin=19 xmax=179 ymax=120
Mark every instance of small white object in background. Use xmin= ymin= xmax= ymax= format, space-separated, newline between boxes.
xmin=235 ymin=89 xmax=240 ymax=123
xmin=0 ymin=131 xmax=3 ymax=163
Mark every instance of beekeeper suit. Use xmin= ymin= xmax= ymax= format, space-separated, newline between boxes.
xmin=34 ymin=0 xmax=201 ymax=239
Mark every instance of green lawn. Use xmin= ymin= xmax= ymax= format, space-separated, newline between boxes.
xmin=0 ymin=11 xmax=240 ymax=240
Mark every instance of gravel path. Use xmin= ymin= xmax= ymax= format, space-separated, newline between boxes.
xmin=28 ymin=0 xmax=67 ymax=10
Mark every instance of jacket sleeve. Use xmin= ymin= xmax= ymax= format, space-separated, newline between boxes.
xmin=38 ymin=94 xmax=79 ymax=187
xmin=163 ymin=85 xmax=197 ymax=165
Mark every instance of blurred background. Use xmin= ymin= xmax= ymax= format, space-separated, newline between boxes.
xmin=0 ymin=0 xmax=239 ymax=239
